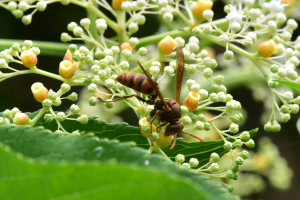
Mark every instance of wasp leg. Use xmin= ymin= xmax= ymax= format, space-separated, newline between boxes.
xmin=170 ymin=132 xmax=177 ymax=149
xmin=150 ymin=110 xmax=160 ymax=146
xmin=98 ymin=94 xmax=147 ymax=103
xmin=156 ymin=122 xmax=168 ymax=132
xmin=180 ymin=131 xmax=205 ymax=142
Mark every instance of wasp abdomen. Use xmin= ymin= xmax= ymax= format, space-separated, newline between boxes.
xmin=115 ymin=72 xmax=158 ymax=95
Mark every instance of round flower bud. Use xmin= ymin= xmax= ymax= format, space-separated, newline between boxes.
xmin=52 ymin=97 xmax=62 ymax=106
xmin=56 ymin=112 xmax=66 ymax=122
xmin=31 ymin=47 xmax=40 ymax=56
xmin=282 ymin=32 xmax=292 ymax=42
xmin=89 ymin=96 xmax=98 ymax=106
xmin=175 ymin=154 xmax=185 ymax=164
xmin=235 ymin=157 xmax=244 ymax=165
xmin=0 ymin=58 xmax=8 ymax=69
xmin=11 ymin=107 xmax=20 ymax=118
xmin=122 ymin=49 xmax=132 ymax=60
xmin=203 ymin=10 xmax=214 ymax=21
xmin=121 ymin=1 xmax=131 ymax=12
xmin=164 ymin=66 xmax=174 ymax=76
xmin=285 ymin=48 xmax=294 ymax=58
xmin=219 ymin=34 xmax=229 ymax=45
xmin=192 ymin=0 xmax=213 ymax=20
xmin=175 ymin=37 xmax=185 ymax=48
xmin=229 ymin=123 xmax=239 ymax=133
xmin=59 ymin=60 xmax=75 ymax=79
xmin=210 ymin=152 xmax=220 ymax=163
xmin=268 ymin=80 xmax=278 ymax=88
xmin=258 ymin=39 xmax=277 ymax=57
xmin=192 ymin=27 xmax=203 ymax=36
xmin=21 ymin=14 xmax=32 ymax=25
xmin=163 ymin=12 xmax=173 ymax=23
xmin=189 ymin=158 xmax=199 ymax=168
xmin=270 ymin=64 xmax=279 ymax=73
xmin=204 ymin=122 xmax=211 ymax=131
xmin=105 ymin=79 xmax=115 ymax=89
xmin=70 ymin=104 xmax=80 ymax=114
xmin=243 ymin=37 xmax=253 ymax=47
xmin=277 ymin=68 xmax=286 ymax=78
xmin=230 ymin=22 xmax=241 ymax=33
xmin=128 ymin=22 xmax=138 ymax=33
xmin=136 ymin=0 xmax=146 ymax=7
xmin=182 ymin=116 xmax=192 ymax=126
xmin=77 ymin=115 xmax=89 ymax=124
xmin=188 ymin=42 xmax=199 ymax=53
xmin=267 ymin=20 xmax=277 ymax=32
xmin=128 ymin=38 xmax=139 ymax=49
xmin=224 ymin=50 xmax=234 ymax=60
xmin=225 ymin=184 xmax=234 ymax=192
xmin=223 ymin=142 xmax=233 ymax=151
xmin=186 ymin=79 xmax=196 ymax=88
xmin=96 ymin=20 xmax=107 ymax=35
xmin=276 ymin=13 xmax=287 ymax=24
xmin=78 ymin=61 xmax=88 ymax=71
xmin=245 ymin=139 xmax=255 ymax=148
xmin=13 ymin=113 xmax=30 ymax=125
xmin=289 ymin=104 xmax=299 ymax=114
xmin=180 ymin=106 xmax=188 ymax=116
xmin=104 ymin=100 xmax=114 ymax=109
xmin=156 ymin=130 xmax=174 ymax=148
xmin=186 ymin=64 xmax=197 ymax=75
xmin=209 ymin=163 xmax=219 ymax=172
xmin=233 ymin=139 xmax=243 ymax=148
xmin=183 ymin=92 xmax=200 ymax=111
xmin=289 ymin=56 xmax=299 ymax=66
xmin=149 ymin=66 xmax=160 ymax=77
xmin=7 ymin=1 xmax=17 ymax=11
xmin=271 ymin=121 xmax=281 ymax=132
xmin=12 ymin=9 xmax=24 ymax=19
xmin=287 ymin=19 xmax=298 ymax=30
xmin=36 ymin=1 xmax=47 ymax=11
xmin=280 ymin=113 xmax=291 ymax=123
xmin=61 ymin=33 xmax=72 ymax=42
xmin=0 ymin=117 xmax=10 ymax=125
xmin=44 ymin=114 xmax=54 ymax=123
xmin=212 ymin=75 xmax=224 ymax=85
xmin=67 ymin=22 xmax=77 ymax=32
xmin=73 ymin=26 xmax=83 ymax=37
xmin=224 ymin=170 xmax=234 ymax=179
xmin=31 ymin=82 xmax=49 ymax=103
xmin=138 ymin=47 xmax=147 ymax=56
xmin=88 ymin=83 xmax=98 ymax=93
xmin=3 ymin=109 xmax=13 ymax=119
xmin=240 ymin=131 xmax=250 ymax=141
xmin=203 ymin=24 xmax=213 ymax=35
xmin=91 ymin=65 xmax=100 ymax=74
xmin=203 ymin=68 xmax=213 ymax=78
xmin=80 ymin=18 xmax=91 ymax=30
xmin=264 ymin=122 xmax=272 ymax=132
xmin=282 ymin=91 xmax=293 ymax=101
xmin=42 ymin=99 xmax=52 ymax=109
xmin=61 ymin=0 xmax=70 ymax=5
xmin=181 ymin=163 xmax=190 ymax=169
xmin=21 ymin=50 xmax=37 ymax=68
xmin=158 ymin=36 xmax=177 ymax=55
xmin=68 ymin=92 xmax=78 ymax=102
xmin=231 ymin=164 xmax=239 ymax=173
xmin=240 ymin=150 xmax=249 ymax=160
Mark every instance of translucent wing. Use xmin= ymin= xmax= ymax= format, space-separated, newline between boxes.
xmin=175 ymin=47 xmax=185 ymax=103
xmin=136 ymin=60 xmax=170 ymax=111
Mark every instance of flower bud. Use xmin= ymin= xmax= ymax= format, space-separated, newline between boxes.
xmin=122 ymin=49 xmax=132 ymax=60
xmin=189 ymin=158 xmax=199 ymax=168
xmin=175 ymin=154 xmax=185 ymax=164
xmin=245 ymin=139 xmax=255 ymax=148
xmin=112 ymin=0 xmax=129 ymax=10
xmin=224 ymin=170 xmax=234 ymax=179
xmin=224 ymin=50 xmax=234 ymax=60
xmin=59 ymin=60 xmax=75 ymax=79
xmin=61 ymin=0 xmax=70 ymax=5
xmin=88 ymin=96 xmax=98 ymax=106
xmin=44 ymin=114 xmax=54 ymax=123
xmin=21 ymin=50 xmax=37 ymax=68
xmin=240 ymin=150 xmax=249 ymax=160
xmin=138 ymin=47 xmax=147 ymax=56
xmin=80 ymin=18 xmax=91 ymax=30
xmin=63 ymin=49 xmax=73 ymax=63
xmin=70 ymin=104 xmax=80 ymax=114
xmin=223 ymin=142 xmax=233 ymax=151
xmin=210 ymin=152 xmax=220 ymax=163
xmin=88 ymin=83 xmax=98 ymax=93
xmin=182 ymin=116 xmax=192 ymax=126
xmin=56 ymin=112 xmax=66 ymax=122
xmin=194 ymin=121 xmax=204 ymax=130
xmin=209 ymin=163 xmax=219 ymax=172
xmin=61 ymin=83 xmax=71 ymax=94
xmin=96 ymin=19 xmax=107 ymax=34
xmin=52 ymin=97 xmax=62 ymax=106
xmin=31 ymin=82 xmax=48 ymax=103
xmin=13 ymin=112 xmax=30 ymax=125
xmin=203 ymin=24 xmax=213 ymax=35
xmin=229 ymin=123 xmax=239 ymax=133
xmin=192 ymin=0 xmax=213 ymax=20
xmin=3 ymin=109 xmax=13 ymax=119
xmin=121 ymin=42 xmax=133 ymax=52
xmin=61 ymin=33 xmax=72 ymax=42
xmin=233 ymin=139 xmax=243 ymax=148
xmin=104 ymin=100 xmax=114 ymax=109
xmin=204 ymin=122 xmax=211 ymax=131
xmin=42 ymin=99 xmax=52 ymax=109
xmin=240 ymin=131 xmax=250 ymax=141
xmin=235 ymin=157 xmax=244 ymax=165
xmin=258 ymin=39 xmax=277 ymax=57
xmin=68 ymin=92 xmax=78 ymax=102
xmin=163 ymin=12 xmax=173 ymax=23
xmin=128 ymin=22 xmax=138 ymax=33
xmin=22 ymin=14 xmax=32 ymax=25
xmin=12 ymin=9 xmax=24 ymax=19
xmin=231 ymin=164 xmax=239 ymax=173
xmin=7 ymin=1 xmax=17 ymax=11
xmin=37 ymin=1 xmax=47 ymax=11
xmin=77 ymin=115 xmax=89 ymax=124
xmin=73 ymin=27 xmax=83 ymax=37
xmin=11 ymin=107 xmax=20 ymax=117
xmin=158 ymin=36 xmax=177 ymax=55
xmin=183 ymin=92 xmax=200 ymax=111
xmin=280 ymin=113 xmax=291 ymax=123
xmin=230 ymin=22 xmax=241 ymax=33
xmin=203 ymin=10 xmax=214 ymax=21
xmin=181 ymin=163 xmax=190 ymax=169
xmin=139 ymin=118 xmax=155 ymax=137
xmin=156 ymin=130 xmax=174 ymax=148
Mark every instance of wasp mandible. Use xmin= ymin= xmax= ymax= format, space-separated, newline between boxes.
xmin=99 ymin=47 xmax=205 ymax=149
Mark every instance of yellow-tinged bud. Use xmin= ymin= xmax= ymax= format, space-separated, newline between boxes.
xmin=258 ymin=39 xmax=277 ymax=58
xmin=59 ymin=60 xmax=75 ymax=79
xmin=13 ymin=112 xmax=30 ymax=125
xmin=63 ymin=49 xmax=73 ymax=63
xmin=192 ymin=0 xmax=213 ymax=20
xmin=156 ymin=130 xmax=174 ymax=148
xmin=158 ymin=36 xmax=177 ymax=55
xmin=121 ymin=42 xmax=133 ymax=52
xmin=112 ymin=0 xmax=128 ymax=10
xmin=31 ymin=82 xmax=49 ymax=102
xmin=21 ymin=50 xmax=38 ymax=68
xmin=183 ymin=92 xmax=201 ymax=111
xmin=139 ymin=117 xmax=155 ymax=137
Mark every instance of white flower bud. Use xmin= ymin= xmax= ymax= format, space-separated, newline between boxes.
xmin=188 ymin=42 xmax=199 ymax=53
xmin=24 ymin=40 xmax=33 ymax=49
xmin=18 ymin=1 xmax=29 ymax=11
xmin=276 ymin=13 xmax=287 ymax=24
xmin=129 ymin=37 xmax=139 ymax=48
xmin=218 ymin=92 xmax=226 ymax=102
xmin=285 ymin=48 xmax=294 ymax=58
xmin=186 ymin=79 xmax=196 ymax=88
xmin=287 ymin=19 xmax=298 ymax=30
xmin=282 ymin=32 xmax=292 ymax=42
xmin=275 ymin=43 xmax=285 ymax=55
xmin=128 ymin=22 xmax=138 ymax=33
xmin=164 ymin=66 xmax=174 ymax=76
xmin=186 ymin=64 xmax=196 ymax=74
xmin=135 ymin=14 xmax=146 ymax=25
xmin=244 ymin=0 xmax=254 ymax=8
xmin=79 ymin=46 xmax=89 ymax=55
xmin=105 ymin=79 xmax=115 ymax=89
xmin=224 ymin=50 xmax=234 ymax=60
xmin=247 ymin=32 xmax=257 ymax=42
xmin=189 ymin=36 xmax=199 ymax=44
xmin=149 ymin=66 xmax=160 ymax=77
xmin=121 ymin=1 xmax=132 ymax=12
xmin=203 ymin=68 xmax=213 ymax=78
xmin=231 ymin=22 xmax=241 ymax=33
xmin=243 ymin=37 xmax=253 ymax=47
xmin=122 ymin=49 xmax=132 ymax=59
xmin=120 ymin=61 xmax=130 ymax=70
xmin=80 ymin=18 xmax=91 ymax=30
xmin=88 ymin=83 xmax=98 ymax=93
xmin=137 ymin=0 xmax=146 ymax=7
xmin=73 ymin=26 xmax=83 ymax=36
xmin=203 ymin=24 xmax=213 ymax=35
xmin=67 ymin=22 xmax=77 ymax=31
xmin=104 ymin=49 xmax=113 ymax=57
xmin=111 ymin=46 xmax=120 ymax=55
xmin=0 ymin=58 xmax=8 ymax=68
xmin=199 ymin=89 xmax=208 ymax=99
xmin=175 ymin=37 xmax=185 ymax=47
xmin=7 ymin=1 xmax=17 ymax=11
xmin=219 ymin=34 xmax=229 ymax=44
xmin=203 ymin=10 xmax=214 ymax=21
xmin=289 ymin=56 xmax=299 ymax=66
xmin=191 ymin=83 xmax=200 ymax=92
xmin=267 ymin=20 xmax=277 ymax=32
xmin=96 ymin=19 xmax=107 ymax=34
xmin=200 ymin=50 xmax=209 ymax=58
xmin=158 ymin=0 xmax=168 ymax=7
xmin=37 ymin=1 xmax=47 ymax=11
xmin=163 ymin=12 xmax=173 ymax=23
xmin=138 ymin=47 xmax=147 ymax=56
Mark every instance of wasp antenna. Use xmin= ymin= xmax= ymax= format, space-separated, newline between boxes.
xmin=181 ymin=131 xmax=205 ymax=142
xmin=98 ymin=97 xmax=104 ymax=102
xmin=170 ymin=133 xmax=177 ymax=149
xmin=111 ymin=68 xmax=120 ymax=76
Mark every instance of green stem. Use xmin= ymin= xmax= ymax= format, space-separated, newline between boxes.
xmin=30 ymin=108 xmax=48 ymax=127
xmin=87 ymin=2 xmax=99 ymax=39
xmin=116 ymin=11 xmax=128 ymax=43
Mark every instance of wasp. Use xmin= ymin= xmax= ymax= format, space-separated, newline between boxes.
xmin=99 ymin=47 xmax=205 ymax=149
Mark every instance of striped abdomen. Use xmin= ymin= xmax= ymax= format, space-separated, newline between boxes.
xmin=115 ymin=72 xmax=158 ymax=95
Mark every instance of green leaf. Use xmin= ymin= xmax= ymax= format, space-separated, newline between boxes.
xmin=0 ymin=143 xmax=209 ymax=200
xmin=273 ymin=80 xmax=300 ymax=90
xmin=0 ymin=124 xmax=236 ymax=200
xmin=28 ymin=111 xmax=258 ymax=167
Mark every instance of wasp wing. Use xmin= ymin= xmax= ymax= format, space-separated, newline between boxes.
xmin=136 ymin=60 xmax=170 ymax=111
xmin=175 ymin=47 xmax=185 ymax=103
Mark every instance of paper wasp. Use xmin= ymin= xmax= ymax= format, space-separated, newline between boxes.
xmin=99 ymin=47 xmax=205 ymax=149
